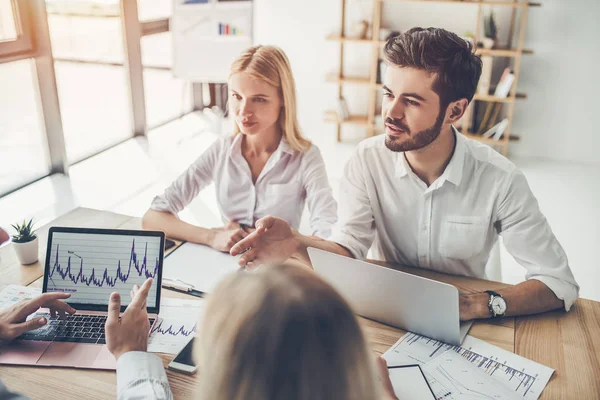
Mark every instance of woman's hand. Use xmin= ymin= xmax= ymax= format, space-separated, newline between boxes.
xmin=209 ymin=221 xmax=248 ymax=252
xmin=0 ymin=292 xmax=76 ymax=341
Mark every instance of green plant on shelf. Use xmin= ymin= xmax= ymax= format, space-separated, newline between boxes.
xmin=484 ymin=10 xmax=498 ymax=40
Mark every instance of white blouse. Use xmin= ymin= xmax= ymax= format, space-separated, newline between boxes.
xmin=151 ymin=134 xmax=337 ymax=238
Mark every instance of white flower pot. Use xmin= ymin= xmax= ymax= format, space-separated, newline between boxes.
xmin=13 ymin=237 xmax=39 ymax=265
xmin=482 ymin=37 xmax=495 ymax=49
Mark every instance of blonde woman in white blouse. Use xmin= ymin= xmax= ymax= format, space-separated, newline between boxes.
xmin=143 ymin=46 xmax=337 ymax=253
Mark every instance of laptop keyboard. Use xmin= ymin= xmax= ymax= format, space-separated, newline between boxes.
xmin=17 ymin=313 xmax=155 ymax=345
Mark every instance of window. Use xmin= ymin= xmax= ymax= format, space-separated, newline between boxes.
xmin=0 ymin=0 xmax=18 ymax=41
xmin=141 ymin=31 xmax=193 ymax=128
xmin=0 ymin=59 xmax=51 ymax=194
xmin=46 ymin=6 xmax=131 ymax=163
xmin=137 ymin=0 xmax=172 ymax=22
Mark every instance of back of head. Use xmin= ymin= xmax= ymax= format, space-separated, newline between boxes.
xmin=383 ymin=27 xmax=482 ymax=109
xmin=196 ymin=265 xmax=379 ymax=400
xmin=229 ymin=45 xmax=310 ymax=152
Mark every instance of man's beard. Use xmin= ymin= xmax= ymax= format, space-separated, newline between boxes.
xmin=384 ymin=110 xmax=445 ymax=152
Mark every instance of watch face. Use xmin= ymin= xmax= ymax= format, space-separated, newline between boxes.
xmin=491 ymin=297 xmax=507 ymax=315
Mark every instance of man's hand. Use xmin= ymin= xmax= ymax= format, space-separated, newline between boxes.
xmin=0 ymin=292 xmax=76 ymax=341
xmin=209 ymin=221 xmax=248 ymax=253
xmin=376 ymin=356 xmax=399 ymax=400
xmin=459 ymin=292 xmax=490 ymax=321
xmin=229 ymin=216 xmax=298 ymax=268
xmin=105 ymin=278 xmax=153 ymax=360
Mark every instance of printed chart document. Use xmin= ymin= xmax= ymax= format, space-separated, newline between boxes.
xmin=148 ymin=297 xmax=205 ymax=354
xmin=0 ymin=285 xmax=41 ymax=311
xmin=388 ymin=365 xmax=435 ymax=399
xmin=383 ymin=332 xmax=554 ymax=400
xmin=163 ymin=242 xmax=240 ymax=294
xmin=423 ymin=350 xmax=520 ymax=400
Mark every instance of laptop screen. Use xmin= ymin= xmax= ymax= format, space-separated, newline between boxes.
xmin=43 ymin=227 xmax=164 ymax=313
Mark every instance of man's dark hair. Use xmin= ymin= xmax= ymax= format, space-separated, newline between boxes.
xmin=383 ymin=27 xmax=482 ymax=110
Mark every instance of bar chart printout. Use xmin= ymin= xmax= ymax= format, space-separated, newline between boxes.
xmin=383 ymin=332 xmax=554 ymax=400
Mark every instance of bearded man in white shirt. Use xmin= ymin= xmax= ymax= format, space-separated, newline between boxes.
xmin=231 ymin=27 xmax=579 ymax=321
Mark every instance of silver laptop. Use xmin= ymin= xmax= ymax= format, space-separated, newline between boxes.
xmin=308 ymin=248 xmax=472 ymax=345
xmin=0 ymin=227 xmax=164 ymax=370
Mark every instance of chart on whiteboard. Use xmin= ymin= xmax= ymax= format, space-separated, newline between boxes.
xmin=383 ymin=332 xmax=554 ymax=400
xmin=46 ymin=231 xmax=161 ymax=307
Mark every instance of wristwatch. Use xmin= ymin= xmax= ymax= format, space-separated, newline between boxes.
xmin=485 ymin=290 xmax=507 ymax=318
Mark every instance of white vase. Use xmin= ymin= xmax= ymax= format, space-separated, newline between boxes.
xmin=13 ymin=237 xmax=39 ymax=265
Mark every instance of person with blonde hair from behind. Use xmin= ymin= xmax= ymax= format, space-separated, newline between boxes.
xmin=100 ymin=267 xmax=399 ymax=400
xmin=143 ymin=45 xmax=337 ymax=257
xmin=195 ymin=265 xmax=398 ymax=400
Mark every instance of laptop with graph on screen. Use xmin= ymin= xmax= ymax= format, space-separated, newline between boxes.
xmin=0 ymin=227 xmax=164 ymax=370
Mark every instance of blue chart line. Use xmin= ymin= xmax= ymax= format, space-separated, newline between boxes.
xmin=151 ymin=320 xmax=196 ymax=337
xmin=49 ymin=240 xmax=159 ymax=287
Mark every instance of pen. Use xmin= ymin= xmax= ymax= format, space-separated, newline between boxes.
xmin=162 ymin=278 xmax=205 ymax=298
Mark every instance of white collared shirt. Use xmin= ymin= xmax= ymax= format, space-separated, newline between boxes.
xmin=151 ymin=134 xmax=337 ymax=238
xmin=330 ymin=128 xmax=579 ymax=310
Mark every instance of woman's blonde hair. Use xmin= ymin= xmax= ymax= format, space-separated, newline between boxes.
xmin=195 ymin=265 xmax=380 ymax=400
xmin=229 ymin=45 xmax=311 ymax=152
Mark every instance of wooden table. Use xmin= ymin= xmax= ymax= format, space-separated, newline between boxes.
xmin=0 ymin=207 xmax=598 ymax=399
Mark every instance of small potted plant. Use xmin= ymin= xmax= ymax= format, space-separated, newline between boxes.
xmin=11 ymin=218 xmax=39 ymax=265
xmin=483 ymin=10 xmax=498 ymax=49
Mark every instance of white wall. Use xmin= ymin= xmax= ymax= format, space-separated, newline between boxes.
xmin=253 ymin=0 xmax=600 ymax=166
xmin=513 ymin=0 xmax=600 ymax=164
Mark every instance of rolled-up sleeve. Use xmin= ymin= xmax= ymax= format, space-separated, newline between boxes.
xmin=496 ymin=171 xmax=579 ymax=310
xmin=150 ymin=139 xmax=222 ymax=215
xmin=116 ymin=352 xmax=173 ymax=400
xmin=328 ymin=149 xmax=376 ymax=259
xmin=301 ymin=145 xmax=338 ymax=238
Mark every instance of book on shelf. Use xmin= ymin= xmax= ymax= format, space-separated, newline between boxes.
xmin=494 ymin=68 xmax=515 ymax=98
xmin=475 ymin=68 xmax=515 ymax=134
xmin=477 ymin=55 xmax=493 ymax=95
xmin=457 ymin=102 xmax=474 ymax=132
xmin=482 ymin=118 xmax=509 ymax=140
xmin=337 ymin=96 xmax=350 ymax=121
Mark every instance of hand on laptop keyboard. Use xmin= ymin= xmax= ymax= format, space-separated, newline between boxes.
xmin=0 ymin=292 xmax=76 ymax=341
xmin=18 ymin=313 xmax=156 ymax=345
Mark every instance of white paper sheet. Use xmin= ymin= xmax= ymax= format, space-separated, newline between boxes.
xmin=163 ymin=242 xmax=240 ymax=294
xmin=388 ymin=365 xmax=435 ymax=399
xmin=0 ymin=285 xmax=41 ymax=311
xmin=423 ymin=350 xmax=520 ymax=400
xmin=383 ymin=332 xmax=554 ymax=400
xmin=147 ymin=297 xmax=205 ymax=354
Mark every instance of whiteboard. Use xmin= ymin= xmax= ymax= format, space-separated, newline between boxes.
xmin=172 ymin=0 xmax=253 ymax=82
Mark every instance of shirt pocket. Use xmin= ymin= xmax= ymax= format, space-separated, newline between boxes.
xmin=439 ymin=216 xmax=488 ymax=260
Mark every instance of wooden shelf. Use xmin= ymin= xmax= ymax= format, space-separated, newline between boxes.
xmin=327 ymin=0 xmax=538 ymax=155
xmin=326 ymin=34 xmax=379 ymax=44
xmin=473 ymin=92 xmax=526 ymax=103
xmin=460 ymin=130 xmax=520 ymax=145
xmin=476 ymin=48 xmax=533 ymax=57
xmin=326 ymin=73 xmax=377 ymax=87
xmin=380 ymin=0 xmax=541 ymax=7
xmin=324 ymin=111 xmax=371 ymax=126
